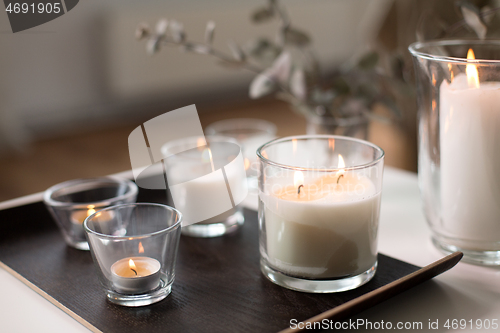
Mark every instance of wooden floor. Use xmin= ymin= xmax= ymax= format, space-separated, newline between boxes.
xmin=0 ymin=100 xmax=416 ymax=202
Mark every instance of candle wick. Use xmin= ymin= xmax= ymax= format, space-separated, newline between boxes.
xmin=297 ymin=184 xmax=304 ymax=195
xmin=131 ymin=268 xmax=138 ymax=276
xmin=337 ymin=174 xmax=344 ymax=184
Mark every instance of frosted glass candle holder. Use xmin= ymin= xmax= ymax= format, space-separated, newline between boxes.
xmin=205 ymin=118 xmax=277 ymax=188
xmin=257 ymin=135 xmax=384 ymax=293
xmin=161 ymin=136 xmax=247 ymax=238
xmin=410 ymin=40 xmax=500 ymax=265
xmin=84 ymin=203 xmax=182 ymax=307
xmin=43 ymin=177 xmax=138 ymax=250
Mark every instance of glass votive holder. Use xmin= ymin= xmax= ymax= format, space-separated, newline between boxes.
xmin=84 ymin=203 xmax=182 ymax=307
xmin=257 ymin=135 xmax=384 ymax=293
xmin=205 ymin=118 xmax=277 ymax=188
xmin=43 ymin=177 xmax=138 ymax=250
xmin=409 ymin=40 xmax=500 ymax=265
xmin=161 ymin=135 xmax=247 ymax=238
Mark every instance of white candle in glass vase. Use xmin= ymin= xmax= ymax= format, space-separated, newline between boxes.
xmin=260 ymin=156 xmax=381 ymax=279
xmin=439 ymin=49 xmax=500 ymax=248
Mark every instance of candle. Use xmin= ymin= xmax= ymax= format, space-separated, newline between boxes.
xmin=111 ymin=256 xmax=161 ymax=294
xmin=71 ymin=206 xmax=114 ymax=236
xmin=260 ymin=155 xmax=381 ymax=279
xmin=439 ymin=49 xmax=500 ymax=248
xmin=163 ymin=137 xmax=247 ymax=236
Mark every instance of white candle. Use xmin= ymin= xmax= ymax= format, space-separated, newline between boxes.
xmin=166 ymin=144 xmax=247 ymax=226
xmin=260 ymin=157 xmax=380 ymax=279
xmin=111 ymin=257 xmax=161 ymax=294
xmin=439 ymin=49 xmax=500 ymax=249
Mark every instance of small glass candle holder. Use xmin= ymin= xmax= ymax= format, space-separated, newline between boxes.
xmin=410 ymin=40 xmax=500 ymax=265
xmin=161 ymin=136 xmax=247 ymax=238
xmin=84 ymin=203 xmax=182 ymax=307
xmin=257 ymin=135 xmax=384 ymax=293
xmin=43 ymin=177 xmax=138 ymax=250
xmin=205 ymin=119 xmax=277 ymax=188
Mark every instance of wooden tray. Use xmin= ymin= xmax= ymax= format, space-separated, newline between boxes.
xmin=0 ymin=187 xmax=457 ymax=333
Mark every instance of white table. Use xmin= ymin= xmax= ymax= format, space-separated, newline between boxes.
xmin=1 ymin=167 xmax=499 ymax=332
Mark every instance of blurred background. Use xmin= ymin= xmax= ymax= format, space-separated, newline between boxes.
xmin=1 ymin=0 xmax=473 ymax=201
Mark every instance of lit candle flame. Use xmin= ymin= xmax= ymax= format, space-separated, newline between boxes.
xmin=294 ymin=171 xmax=304 ymax=188
xmin=129 ymin=259 xmax=138 ymax=275
xmin=138 ymin=242 xmax=144 ymax=254
xmin=87 ymin=205 xmax=96 ymax=217
xmin=337 ymin=154 xmax=345 ymax=182
xmin=466 ymin=48 xmax=479 ymax=89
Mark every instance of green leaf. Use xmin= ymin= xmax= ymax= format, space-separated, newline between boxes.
xmin=251 ymin=7 xmax=274 ymax=23
xmin=358 ymin=52 xmax=379 ymax=70
xmin=332 ymin=77 xmax=350 ymax=95
xmin=283 ymin=28 xmax=311 ymax=46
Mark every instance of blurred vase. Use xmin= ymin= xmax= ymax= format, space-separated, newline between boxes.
xmin=306 ymin=113 xmax=369 ymax=140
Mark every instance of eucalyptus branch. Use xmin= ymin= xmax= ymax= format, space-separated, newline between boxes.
xmin=270 ymin=0 xmax=291 ymax=30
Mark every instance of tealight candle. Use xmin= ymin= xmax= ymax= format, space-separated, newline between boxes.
xmin=71 ymin=206 xmax=114 ymax=237
xmin=111 ymin=257 xmax=161 ymax=294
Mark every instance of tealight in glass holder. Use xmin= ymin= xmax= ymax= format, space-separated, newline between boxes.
xmin=43 ymin=177 xmax=138 ymax=250
xmin=257 ymin=135 xmax=384 ymax=293
xmin=161 ymin=136 xmax=247 ymax=238
xmin=410 ymin=40 xmax=500 ymax=265
xmin=84 ymin=203 xmax=182 ymax=307
xmin=205 ymin=119 xmax=277 ymax=189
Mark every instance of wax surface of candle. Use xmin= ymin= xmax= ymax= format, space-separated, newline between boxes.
xmin=260 ymin=173 xmax=380 ymax=279
xmin=440 ymin=71 xmax=500 ymax=248
xmin=111 ymin=257 xmax=161 ymax=294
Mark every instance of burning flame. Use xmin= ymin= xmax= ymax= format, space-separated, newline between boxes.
xmin=466 ymin=49 xmax=479 ymax=88
xmin=87 ymin=205 xmax=96 ymax=217
xmin=294 ymin=171 xmax=304 ymax=188
xmin=338 ymin=154 xmax=345 ymax=174
xmin=129 ymin=259 xmax=137 ymax=270
xmin=138 ymin=242 xmax=144 ymax=254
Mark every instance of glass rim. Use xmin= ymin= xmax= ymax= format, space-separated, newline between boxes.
xmin=83 ymin=202 xmax=182 ymax=239
xmin=43 ymin=177 xmax=138 ymax=208
xmin=408 ymin=39 xmax=500 ymax=64
xmin=160 ymin=135 xmax=239 ymax=158
xmin=205 ymin=118 xmax=277 ymax=135
xmin=256 ymin=135 xmax=385 ymax=172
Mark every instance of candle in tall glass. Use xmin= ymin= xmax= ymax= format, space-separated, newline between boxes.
xmin=257 ymin=136 xmax=384 ymax=293
xmin=410 ymin=40 xmax=500 ymax=265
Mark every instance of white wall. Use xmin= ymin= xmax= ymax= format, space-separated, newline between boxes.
xmin=0 ymin=0 xmax=391 ymax=149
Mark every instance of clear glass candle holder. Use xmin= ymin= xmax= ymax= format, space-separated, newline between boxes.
xmin=84 ymin=203 xmax=182 ymax=307
xmin=410 ymin=40 xmax=500 ymax=265
xmin=205 ymin=119 xmax=277 ymax=189
xmin=43 ymin=177 xmax=138 ymax=250
xmin=161 ymin=135 xmax=247 ymax=238
xmin=257 ymin=135 xmax=384 ymax=293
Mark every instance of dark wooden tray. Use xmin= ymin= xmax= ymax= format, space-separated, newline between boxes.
xmin=0 ymin=187 xmax=427 ymax=333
